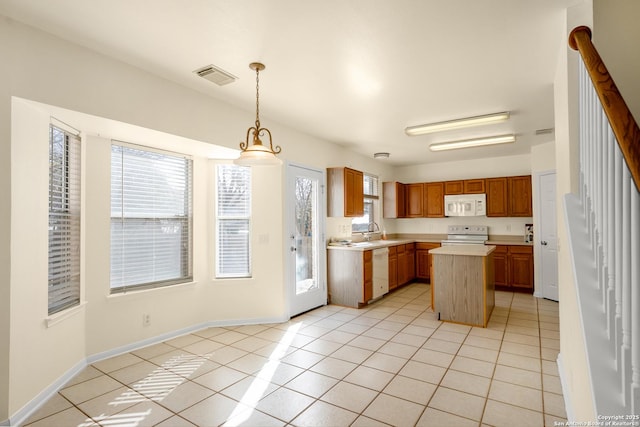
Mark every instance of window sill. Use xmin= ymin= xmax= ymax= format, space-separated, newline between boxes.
xmin=45 ymin=301 xmax=87 ymax=328
xmin=107 ymin=281 xmax=197 ymax=299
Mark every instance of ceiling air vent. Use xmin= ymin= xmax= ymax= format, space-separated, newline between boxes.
xmin=535 ymin=128 xmax=554 ymax=136
xmin=193 ymin=64 xmax=237 ymax=86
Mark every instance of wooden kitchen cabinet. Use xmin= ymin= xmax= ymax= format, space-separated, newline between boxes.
xmin=327 ymin=167 xmax=364 ymax=217
xmin=327 ymin=249 xmax=374 ymax=307
xmin=383 ymin=182 xmax=406 ymax=218
xmin=397 ymin=245 xmax=408 ymax=286
xmin=486 ymin=177 xmax=509 ymax=217
xmin=464 ymin=179 xmax=486 ymax=194
xmin=406 ymin=183 xmax=424 ymax=217
xmin=492 ymin=245 xmax=534 ymax=293
xmin=416 ymin=242 xmax=440 ymax=281
xmin=363 ymin=250 xmax=373 ymax=303
xmin=424 ymin=182 xmax=444 ymax=217
xmin=486 ymin=175 xmax=532 ymax=217
xmin=406 ymin=243 xmax=416 ymax=283
xmin=509 ymin=246 xmax=534 ymax=291
xmin=509 ymin=175 xmax=533 ymax=217
xmin=444 ymin=180 xmax=464 ymax=195
xmin=388 ymin=246 xmax=398 ymax=290
xmin=492 ymin=245 xmax=509 ymax=287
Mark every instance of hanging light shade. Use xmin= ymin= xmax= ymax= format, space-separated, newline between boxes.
xmin=234 ymin=62 xmax=282 ymax=166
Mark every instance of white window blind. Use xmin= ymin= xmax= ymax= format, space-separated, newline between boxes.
xmin=48 ymin=125 xmax=81 ymax=315
xmin=216 ymin=164 xmax=251 ymax=278
xmin=353 ymin=173 xmax=379 ymax=233
xmin=110 ymin=143 xmax=193 ymax=292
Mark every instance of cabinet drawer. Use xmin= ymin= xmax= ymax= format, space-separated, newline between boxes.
xmin=508 ymin=245 xmax=533 ymax=254
xmin=416 ymin=242 xmax=440 ymax=250
xmin=396 ymin=244 xmax=406 ymax=254
xmin=388 ymin=246 xmax=397 ymax=256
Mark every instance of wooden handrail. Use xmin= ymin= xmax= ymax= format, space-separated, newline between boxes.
xmin=569 ymin=26 xmax=640 ymax=191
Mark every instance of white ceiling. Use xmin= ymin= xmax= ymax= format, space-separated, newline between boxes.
xmin=0 ymin=0 xmax=579 ymax=165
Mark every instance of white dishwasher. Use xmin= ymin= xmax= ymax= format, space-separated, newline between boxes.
xmin=372 ymin=247 xmax=389 ymax=300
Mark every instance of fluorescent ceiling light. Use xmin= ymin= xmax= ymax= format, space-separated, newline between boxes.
xmin=405 ymin=112 xmax=510 ymax=136
xmin=429 ymin=134 xmax=516 ymax=152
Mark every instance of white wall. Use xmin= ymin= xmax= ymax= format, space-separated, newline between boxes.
xmin=1 ymin=16 xmax=394 ymax=421
xmin=593 ymin=0 xmax=640 ymax=124
xmin=555 ymin=1 xmax=596 ymax=421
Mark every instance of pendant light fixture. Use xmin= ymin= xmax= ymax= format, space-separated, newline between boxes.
xmin=234 ymin=62 xmax=282 ymax=166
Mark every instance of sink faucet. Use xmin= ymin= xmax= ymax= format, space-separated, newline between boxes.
xmin=368 ymin=222 xmax=380 ymax=233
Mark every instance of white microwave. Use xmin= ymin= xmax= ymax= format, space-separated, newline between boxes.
xmin=444 ymin=194 xmax=487 ymax=217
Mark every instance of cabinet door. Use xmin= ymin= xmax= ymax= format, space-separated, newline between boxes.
xmin=397 ymin=245 xmax=408 ymax=285
xmin=388 ymin=249 xmax=398 ymax=290
xmin=493 ymin=245 xmax=509 ymax=287
xmin=383 ymin=182 xmax=406 ymax=218
xmin=363 ymin=250 xmax=373 ymax=303
xmin=508 ymin=175 xmax=532 ymax=217
xmin=345 ymin=168 xmax=364 ymax=217
xmin=416 ymin=243 xmax=439 ymax=280
xmin=509 ymin=246 xmax=534 ymax=291
xmin=486 ymin=177 xmax=508 ymax=217
xmin=444 ymin=180 xmax=463 ymax=195
xmin=406 ymin=243 xmax=415 ymax=282
xmin=416 ymin=250 xmax=430 ymax=279
xmin=406 ymin=183 xmax=424 ymax=217
xmin=424 ymin=182 xmax=444 ymax=217
xmin=464 ymin=179 xmax=485 ymax=194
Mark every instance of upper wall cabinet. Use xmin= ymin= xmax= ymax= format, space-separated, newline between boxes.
xmin=383 ymin=182 xmax=406 ymax=218
xmin=508 ymin=175 xmax=533 ymax=217
xmin=328 ymin=167 xmax=364 ymax=217
xmin=424 ymin=182 xmax=444 ymax=217
xmin=444 ymin=179 xmax=485 ymax=195
xmin=486 ymin=175 xmax=532 ymax=217
xmin=406 ymin=183 xmax=424 ymax=218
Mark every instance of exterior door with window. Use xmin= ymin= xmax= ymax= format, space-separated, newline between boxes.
xmin=286 ymin=164 xmax=326 ymax=317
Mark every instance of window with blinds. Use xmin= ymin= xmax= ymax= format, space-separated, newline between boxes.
xmin=216 ymin=164 xmax=251 ymax=278
xmin=110 ymin=143 xmax=193 ymax=292
xmin=48 ymin=125 xmax=81 ymax=315
xmin=352 ymin=173 xmax=379 ymax=233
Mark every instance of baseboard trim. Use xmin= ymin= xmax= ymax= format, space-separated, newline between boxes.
xmin=556 ymin=352 xmax=574 ymax=421
xmin=10 ymin=314 xmax=288 ymax=426
xmin=9 ymin=359 xmax=86 ymax=427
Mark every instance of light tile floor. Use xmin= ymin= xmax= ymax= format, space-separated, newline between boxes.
xmin=24 ymin=283 xmax=566 ymax=426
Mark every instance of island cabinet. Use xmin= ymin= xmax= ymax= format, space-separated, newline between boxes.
xmin=383 ymin=182 xmax=406 ymax=218
xmin=424 ymin=182 xmax=444 ymax=217
xmin=486 ymin=175 xmax=532 ymax=217
xmin=327 ymin=249 xmax=372 ymax=307
xmin=416 ymin=242 xmax=440 ymax=281
xmin=493 ymin=245 xmax=534 ymax=293
xmin=327 ymin=167 xmax=364 ymax=217
xmin=430 ymin=245 xmax=496 ymax=327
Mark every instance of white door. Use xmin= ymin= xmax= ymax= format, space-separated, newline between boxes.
xmin=286 ymin=163 xmax=326 ymax=317
xmin=538 ymin=171 xmax=559 ymax=301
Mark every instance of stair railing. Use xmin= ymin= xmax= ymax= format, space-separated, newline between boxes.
xmin=566 ymin=25 xmax=640 ymax=416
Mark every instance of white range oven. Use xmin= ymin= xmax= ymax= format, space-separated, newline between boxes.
xmin=441 ymin=225 xmax=488 ymax=246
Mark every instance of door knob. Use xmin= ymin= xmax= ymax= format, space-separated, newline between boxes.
xmin=541 ymin=241 xmax=548 ymax=246
xmin=290 ymin=246 xmax=297 ymax=252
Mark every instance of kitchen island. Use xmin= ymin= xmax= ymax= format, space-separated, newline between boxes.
xmin=429 ymin=245 xmax=496 ymax=327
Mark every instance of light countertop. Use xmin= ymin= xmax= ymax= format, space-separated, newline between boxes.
xmin=327 ymin=233 xmax=531 ymax=251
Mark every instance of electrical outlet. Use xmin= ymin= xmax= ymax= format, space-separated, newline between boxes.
xmin=142 ymin=313 xmax=151 ymax=327
xmin=506 ymin=224 xmax=511 ymax=232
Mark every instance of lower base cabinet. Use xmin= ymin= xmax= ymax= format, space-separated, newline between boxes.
xmin=416 ymin=243 xmax=441 ymax=281
xmin=493 ymin=245 xmax=534 ymax=293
